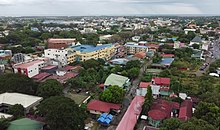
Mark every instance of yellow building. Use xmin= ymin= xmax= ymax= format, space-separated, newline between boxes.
xmin=66 ymin=48 xmax=76 ymax=64
xmin=71 ymin=44 xmax=115 ymax=61
xmin=125 ymin=43 xmax=148 ymax=54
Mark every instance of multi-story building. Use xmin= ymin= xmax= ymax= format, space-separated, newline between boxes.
xmin=71 ymin=44 xmax=115 ymax=61
xmin=13 ymin=59 xmax=47 ymax=78
xmin=125 ymin=42 xmax=148 ymax=55
xmin=47 ymin=38 xmax=76 ymax=49
xmin=44 ymin=49 xmax=70 ymax=66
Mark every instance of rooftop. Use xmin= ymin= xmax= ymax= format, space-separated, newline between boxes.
xmin=71 ymin=44 xmax=113 ymax=53
xmin=0 ymin=93 xmax=42 ymax=108
xmin=139 ymin=82 xmax=151 ymax=88
xmin=159 ymin=58 xmax=174 ymax=66
xmin=14 ymin=60 xmax=44 ymax=69
xmin=116 ymin=96 xmax=144 ymax=130
xmin=104 ymin=73 xmax=129 ymax=88
xmin=87 ymin=100 xmax=121 ymax=113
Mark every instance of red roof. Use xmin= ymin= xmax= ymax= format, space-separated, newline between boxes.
xmin=87 ymin=100 xmax=121 ymax=113
xmin=160 ymin=54 xmax=175 ymax=57
xmin=134 ymin=52 xmax=146 ymax=59
xmin=32 ymin=72 xmax=52 ymax=81
xmin=43 ymin=72 xmax=78 ymax=84
xmin=14 ymin=60 xmax=44 ymax=69
xmin=171 ymin=102 xmax=180 ymax=109
xmin=153 ymin=77 xmax=170 ymax=86
xmin=139 ymin=82 xmax=151 ymax=88
xmin=148 ymin=44 xmax=160 ymax=49
xmin=63 ymin=65 xmax=74 ymax=71
xmin=148 ymin=99 xmax=172 ymax=120
xmin=116 ymin=96 xmax=144 ymax=130
xmin=148 ymin=110 xmax=167 ymax=120
xmin=98 ymin=84 xmax=104 ymax=88
xmin=178 ymin=100 xmax=193 ymax=121
xmin=41 ymin=65 xmax=57 ymax=70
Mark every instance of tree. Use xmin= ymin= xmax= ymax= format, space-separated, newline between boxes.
xmin=37 ymin=79 xmax=63 ymax=99
xmin=179 ymin=118 xmax=217 ymax=130
xmin=82 ymin=59 xmax=101 ymax=69
xmin=142 ymin=86 xmax=153 ymax=114
xmin=0 ymin=73 xmax=38 ymax=95
xmin=8 ymin=104 xmax=25 ymax=118
xmin=100 ymin=85 xmax=125 ymax=103
xmin=160 ymin=118 xmax=181 ymax=130
xmin=127 ymin=67 xmax=140 ymax=79
xmin=38 ymin=96 xmax=87 ymax=130
xmin=125 ymin=60 xmax=141 ymax=70
xmin=192 ymin=44 xmax=200 ymax=49
xmin=0 ymin=118 xmax=9 ymax=130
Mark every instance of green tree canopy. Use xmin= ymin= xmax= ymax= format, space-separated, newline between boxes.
xmin=0 ymin=73 xmax=38 ymax=95
xmin=100 ymin=85 xmax=125 ymax=104
xmin=38 ymin=96 xmax=87 ymax=130
xmin=0 ymin=118 xmax=9 ymax=130
xmin=127 ymin=67 xmax=140 ymax=79
xmin=125 ymin=60 xmax=141 ymax=70
xmin=8 ymin=104 xmax=25 ymax=118
xmin=160 ymin=118 xmax=181 ymax=130
xmin=37 ymin=79 xmax=63 ymax=99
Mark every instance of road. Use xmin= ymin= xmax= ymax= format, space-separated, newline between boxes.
xmin=104 ymin=60 xmax=151 ymax=130
xmin=195 ymin=38 xmax=220 ymax=76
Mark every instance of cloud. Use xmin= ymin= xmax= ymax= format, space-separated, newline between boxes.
xmin=0 ymin=0 xmax=219 ymax=15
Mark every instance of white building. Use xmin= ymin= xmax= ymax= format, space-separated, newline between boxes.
xmin=13 ymin=60 xmax=46 ymax=78
xmin=0 ymin=92 xmax=43 ymax=113
xmin=44 ymin=49 xmax=68 ymax=66
xmin=184 ymin=29 xmax=196 ymax=34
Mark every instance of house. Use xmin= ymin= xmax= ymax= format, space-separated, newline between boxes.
xmin=184 ymin=28 xmax=196 ymax=34
xmin=191 ymin=49 xmax=204 ymax=60
xmin=190 ymin=36 xmax=202 ymax=45
xmin=178 ymin=99 xmax=193 ymax=121
xmin=159 ymin=58 xmax=174 ymax=67
xmin=116 ymin=96 xmax=144 ymax=130
xmin=160 ymin=54 xmax=175 ymax=58
xmin=148 ymin=100 xmax=180 ymax=128
xmin=134 ymin=51 xmax=146 ymax=59
xmin=104 ymin=73 xmax=130 ymax=89
xmin=47 ymin=38 xmax=76 ymax=49
xmin=7 ymin=118 xmax=44 ymax=130
xmin=136 ymin=82 xmax=151 ymax=96
xmin=13 ymin=60 xmax=47 ymax=78
xmin=201 ymin=41 xmax=209 ymax=51
xmin=0 ymin=112 xmax=13 ymax=119
xmin=132 ymin=36 xmax=141 ymax=42
xmin=87 ymin=100 xmax=121 ymax=115
xmin=151 ymin=77 xmax=170 ymax=96
xmin=0 ymin=93 xmax=43 ymax=113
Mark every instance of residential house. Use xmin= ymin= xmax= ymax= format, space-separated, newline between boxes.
xmin=190 ymin=36 xmax=203 ymax=46
xmin=87 ymin=100 xmax=121 ymax=115
xmin=136 ymin=82 xmax=151 ymax=96
xmin=151 ymin=77 xmax=171 ymax=97
xmin=104 ymin=73 xmax=130 ymax=89
xmin=125 ymin=42 xmax=148 ymax=55
xmin=178 ymin=99 xmax=193 ymax=121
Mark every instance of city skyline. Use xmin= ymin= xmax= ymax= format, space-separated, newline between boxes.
xmin=0 ymin=0 xmax=219 ymax=16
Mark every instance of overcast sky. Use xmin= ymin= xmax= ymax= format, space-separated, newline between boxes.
xmin=0 ymin=0 xmax=219 ymax=16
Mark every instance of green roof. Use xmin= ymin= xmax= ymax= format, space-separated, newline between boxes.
xmin=7 ymin=118 xmax=43 ymax=130
xmin=104 ymin=73 xmax=129 ymax=88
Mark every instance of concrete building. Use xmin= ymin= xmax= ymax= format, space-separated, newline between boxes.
xmin=125 ymin=42 xmax=148 ymax=55
xmin=71 ymin=44 xmax=115 ymax=61
xmin=44 ymin=49 xmax=70 ymax=66
xmin=184 ymin=28 xmax=196 ymax=34
xmin=0 ymin=92 xmax=42 ymax=113
xmin=13 ymin=59 xmax=47 ymax=78
xmin=47 ymin=38 xmax=76 ymax=49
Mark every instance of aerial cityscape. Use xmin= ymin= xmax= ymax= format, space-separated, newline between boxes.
xmin=0 ymin=0 xmax=220 ymax=130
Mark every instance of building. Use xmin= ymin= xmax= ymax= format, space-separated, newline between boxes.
xmin=87 ymin=100 xmax=121 ymax=115
xmin=116 ymin=96 xmax=144 ymax=130
xmin=0 ymin=50 xmax=12 ymax=65
xmin=47 ymin=38 xmax=76 ymax=49
xmin=179 ymin=99 xmax=193 ymax=121
xmin=148 ymin=100 xmax=179 ymax=128
xmin=125 ymin=42 xmax=148 ymax=55
xmin=7 ymin=118 xmax=44 ymax=130
xmin=44 ymin=49 xmax=71 ymax=66
xmin=136 ymin=82 xmax=151 ymax=96
xmin=71 ymin=44 xmax=115 ymax=61
xmin=13 ymin=60 xmax=47 ymax=78
xmin=184 ymin=28 xmax=196 ymax=34
xmin=151 ymin=77 xmax=171 ymax=96
xmin=190 ymin=36 xmax=203 ymax=45
xmin=104 ymin=73 xmax=130 ymax=89
xmin=0 ymin=93 xmax=43 ymax=113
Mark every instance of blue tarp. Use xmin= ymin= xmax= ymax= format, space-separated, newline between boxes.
xmin=97 ymin=113 xmax=113 ymax=125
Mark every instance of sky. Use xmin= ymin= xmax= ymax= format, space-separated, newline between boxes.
xmin=0 ymin=0 xmax=219 ymax=16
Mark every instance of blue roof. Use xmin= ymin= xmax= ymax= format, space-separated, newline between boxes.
xmin=159 ymin=58 xmax=174 ymax=65
xmin=71 ymin=44 xmax=113 ymax=53
xmin=97 ymin=113 xmax=113 ymax=125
